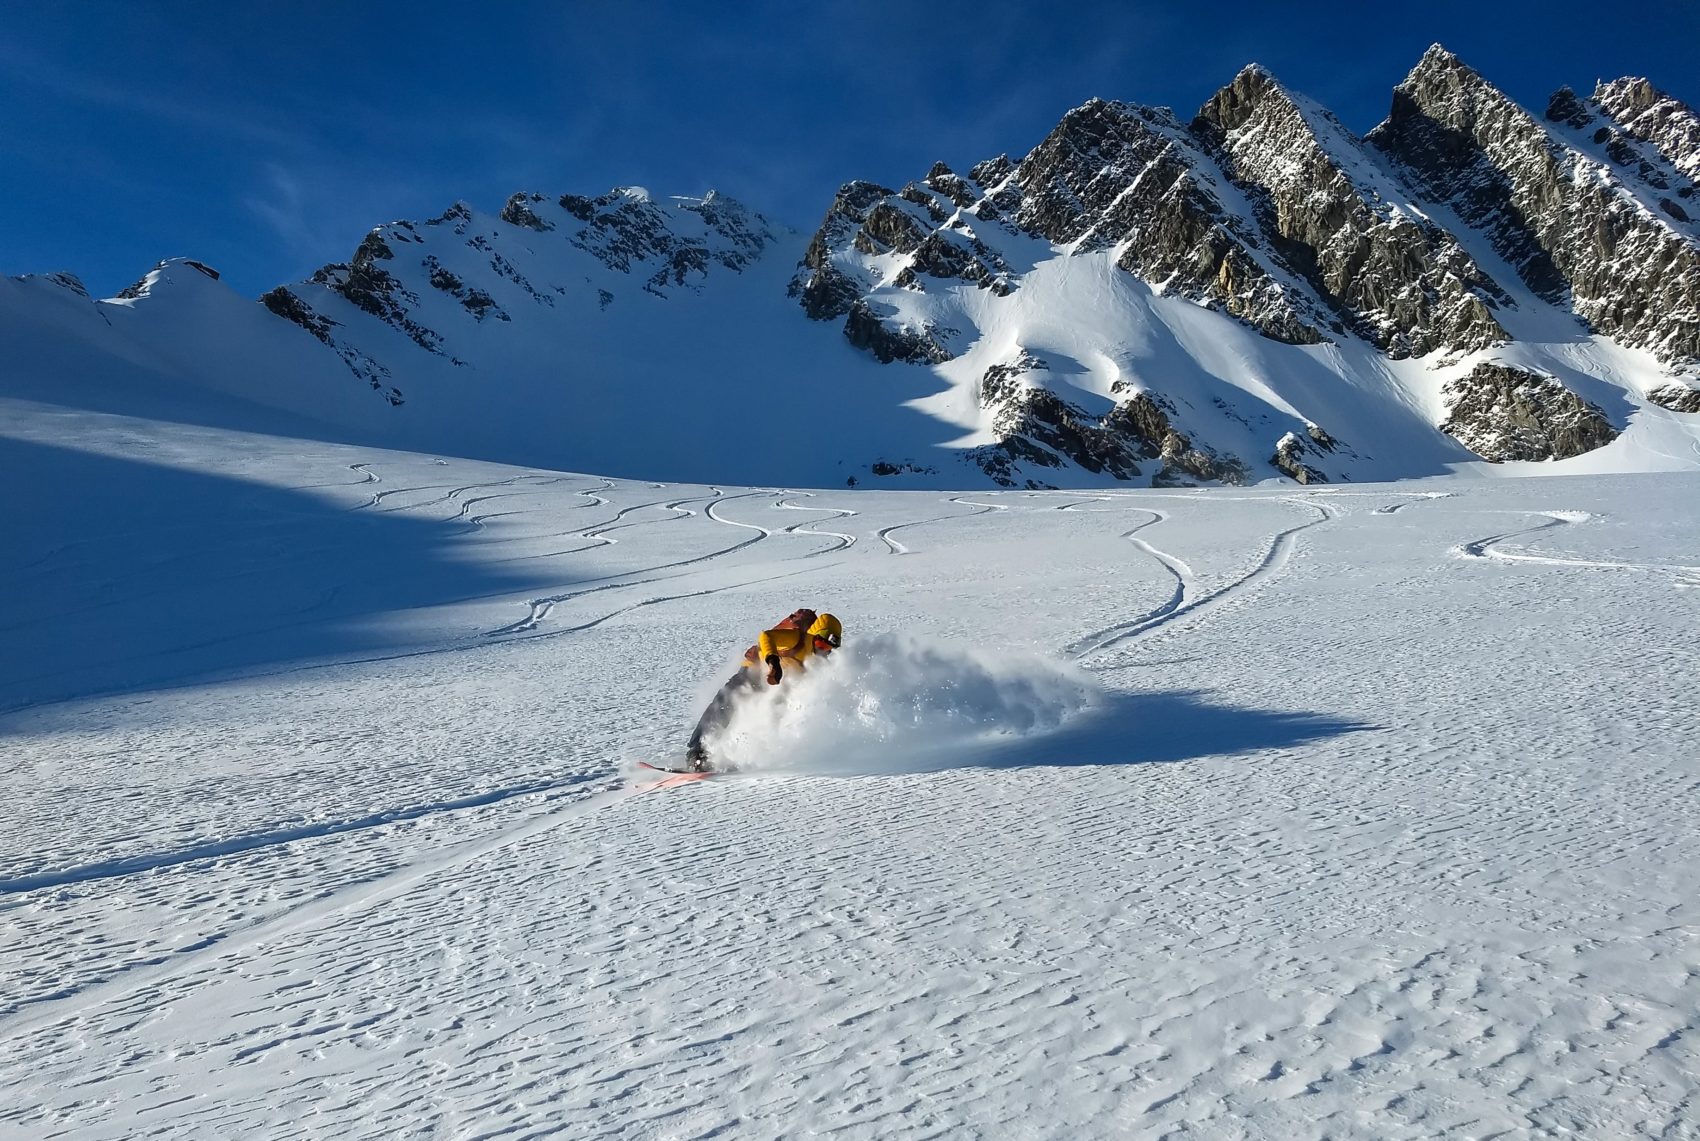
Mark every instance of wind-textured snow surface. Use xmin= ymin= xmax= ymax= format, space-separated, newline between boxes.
xmin=2 ymin=395 xmax=1698 ymax=1138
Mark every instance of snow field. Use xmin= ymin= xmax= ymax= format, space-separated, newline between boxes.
xmin=1 ymin=404 xmax=1697 ymax=1138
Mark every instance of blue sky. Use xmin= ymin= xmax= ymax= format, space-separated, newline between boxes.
xmin=4 ymin=1 xmax=1695 ymax=299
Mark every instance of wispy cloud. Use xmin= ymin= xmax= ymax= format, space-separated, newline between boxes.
xmin=0 ymin=39 xmax=309 ymax=152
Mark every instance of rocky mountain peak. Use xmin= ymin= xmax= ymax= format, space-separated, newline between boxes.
xmin=1596 ymin=77 xmax=1662 ymax=115
xmin=1193 ymin=62 xmax=1288 ymax=136
xmin=1410 ymin=43 xmax=1472 ymax=83
xmin=145 ymin=48 xmax=1695 ymax=492
xmin=1371 ymin=46 xmax=1700 ymax=367
xmin=1194 ymin=59 xmax=1509 ymax=357
xmin=1588 ymin=78 xmax=1700 ymax=186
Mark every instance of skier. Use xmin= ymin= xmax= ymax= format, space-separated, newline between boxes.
xmin=684 ymin=609 xmax=844 ymax=771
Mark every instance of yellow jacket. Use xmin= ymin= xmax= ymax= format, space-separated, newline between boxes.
xmin=743 ymin=624 xmax=821 ymax=672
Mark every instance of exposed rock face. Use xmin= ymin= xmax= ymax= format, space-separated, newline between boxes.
xmin=1270 ymin=432 xmax=1328 ymax=483
xmin=309 ymin=229 xmax=447 ymax=354
xmin=792 ymin=181 xmax=892 ymax=320
xmin=1193 ymin=64 xmax=1508 ymax=358
xmin=557 ymin=188 xmax=775 ymax=291
xmin=424 ymin=256 xmax=509 ymax=322
xmin=1647 ymin=382 xmax=1700 ymax=413
xmin=970 ymin=354 xmax=1250 ymax=487
xmin=1590 ymin=77 xmax=1700 ymax=187
xmin=215 ymin=44 xmax=1694 ymax=488
xmin=791 ymin=46 xmax=1696 ymax=483
xmin=843 ymin=300 xmax=954 ymax=364
xmin=1020 ymin=99 xmax=1329 ymax=346
xmin=500 ymin=193 xmax=555 ymax=232
xmin=261 ymin=284 xmax=405 ymax=405
xmin=1369 ymin=46 xmax=1700 ymax=365
xmin=799 ymin=98 xmax=1334 ymax=353
xmin=258 ymin=187 xmax=779 ymax=403
xmin=1439 ymin=363 xmax=1618 ymax=461
xmin=43 ymin=272 xmax=90 ymax=298
xmin=261 ymin=285 xmax=339 ymax=346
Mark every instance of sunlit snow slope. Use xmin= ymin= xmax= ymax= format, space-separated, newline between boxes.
xmin=2 ymin=388 xmax=1696 ymax=1137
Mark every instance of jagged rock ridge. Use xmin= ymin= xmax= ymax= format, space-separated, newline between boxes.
xmin=29 ymin=45 xmax=1696 ymax=490
xmin=790 ymin=43 xmax=1697 ymax=485
xmin=1369 ymin=46 xmax=1700 ymax=364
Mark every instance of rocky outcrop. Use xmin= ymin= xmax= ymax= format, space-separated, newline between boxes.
xmin=1439 ymin=363 xmax=1618 ymax=461
xmin=1264 ymin=430 xmax=1326 ymax=479
xmin=424 ymin=256 xmax=509 ymax=322
xmin=559 ymin=188 xmax=776 ymax=281
xmin=261 ymin=284 xmax=404 ymax=405
xmin=843 ymin=300 xmax=954 ymax=363
xmin=500 ymin=192 xmax=555 ymax=232
xmin=1589 ymin=78 xmax=1700 ymax=188
xmin=311 ymin=230 xmax=445 ymax=354
xmin=976 ymin=355 xmax=1144 ymax=484
xmin=248 ymin=187 xmax=775 ymax=411
xmin=1369 ymin=46 xmax=1700 ymax=365
xmin=796 ymin=96 xmax=1339 ymax=360
xmin=994 ymin=98 xmax=1332 ymax=345
xmin=42 ymin=272 xmax=91 ymax=298
xmin=1193 ymin=64 xmax=1509 ymax=358
xmin=261 ymin=285 xmax=339 ymax=345
xmin=791 ymin=181 xmax=892 ymax=320
xmin=1647 ymin=382 xmax=1700 ymax=413
xmin=970 ymin=355 xmax=1249 ymax=487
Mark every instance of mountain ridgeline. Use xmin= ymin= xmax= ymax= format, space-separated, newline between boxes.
xmin=17 ymin=45 xmax=1700 ymax=487
xmin=791 ymin=46 xmax=1700 ymax=485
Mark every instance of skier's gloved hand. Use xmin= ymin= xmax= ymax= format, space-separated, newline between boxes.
xmin=765 ymin=654 xmax=783 ymax=685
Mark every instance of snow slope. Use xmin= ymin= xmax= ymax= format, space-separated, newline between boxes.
xmin=3 ymin=389 xmax=1697 ymax=1137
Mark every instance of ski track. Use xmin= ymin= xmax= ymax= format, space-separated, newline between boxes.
xmin=347 ymin=462 xmax=381 ymax=509
xmin=0 ymin=781 xmax=636 ymax=1043
xmin=775 ymin=494 xmax=858 ymax=555
xmin=878 ymin=496 xmax=1001 ymax=554
xmin=1069 ymin=496 xmax=1339 ymax=660
xmin=484 ymin=490 xmax=779 ymax=637
xmin=1060 ymin=510 xmax=1193 ymax=658
xmin=0 ymin=776 xmax=596 ymax=895
xmin=524 ymin=564 xmax=830 ymax=641
xmin=1370 ymin=492 xmax=1455 ymax=515
xmin=1457 ymin=510 xmax=1700 ymax=586
xmin=6 ymin=464 xmax=1700 ymax=1138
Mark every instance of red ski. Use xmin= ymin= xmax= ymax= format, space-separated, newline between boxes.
xmin=633 ymin=760 xmax=715 ymax=791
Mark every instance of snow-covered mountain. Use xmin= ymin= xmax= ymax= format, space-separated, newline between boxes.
xmin=5 ymin=45 xmax=1699 ymax=488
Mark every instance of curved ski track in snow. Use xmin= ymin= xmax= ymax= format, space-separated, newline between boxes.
xmin=0 ymin=776 xmax=598 ymax=897
xmin=1456 ymin=510 xmax=1700 ymax=586
xmin=775 ymin=494 xmax=858 ymax=555
xmin=347 ymin=462 xmax=381 ymax=509
xmin=486 ymin=491 xmax=823 ymax=638
xmin=1070 ymin=496 xmax=1339 ymax=660
xmin=879 ymin=496 xmax=1002 ymax=554
xmin=0 ymin=781 xmax=638 ymax=1041
xmin=1371 ymin=492 xmax=1455 ymax=515
xmin=1062 ymin=510 xmax=1192 ymax=657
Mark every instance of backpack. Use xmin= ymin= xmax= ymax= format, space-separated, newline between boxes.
xmin=777 ymin=608 xmax=818 ymax=632
xmin=743 ymin=609 xmax=818 ymax=664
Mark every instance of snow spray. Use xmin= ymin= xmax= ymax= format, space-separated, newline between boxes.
xmin=705 ymin=633 xmax=1096 ymax=774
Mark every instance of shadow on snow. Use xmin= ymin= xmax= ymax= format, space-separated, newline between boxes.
xmin=0 ymin=437 xmax=567 ymax=733
xmin=812 ymin=688 xmax=1378 ymax=777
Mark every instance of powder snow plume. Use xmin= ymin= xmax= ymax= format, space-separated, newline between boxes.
xmin=704 ymin=633 xmax=1097 ymax=774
